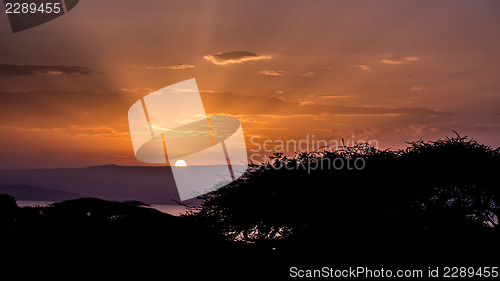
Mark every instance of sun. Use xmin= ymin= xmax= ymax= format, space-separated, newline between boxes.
xmin=174 ymin=159 xmax=187 ymax=167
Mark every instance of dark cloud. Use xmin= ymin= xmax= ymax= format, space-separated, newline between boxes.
xmin=201 ymin=92 xmax=454 ymax=117
xmin=0 ymin=64 xmax=100 ymax=77
xmin=204 ymin=51 xmax=271 ymax=65
xmin=0 ymin=90 xmax=132 ymax=130
xmin=0 ymin=89 xmax=452 ymax=137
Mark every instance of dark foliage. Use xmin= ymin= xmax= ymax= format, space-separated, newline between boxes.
xmin=0 ymin=133 xmax=498 ymax=277
xmin=194 ymin=133 xmax=500 ymax=265
xmin=0 ymin=196 xmax=238 ymax=278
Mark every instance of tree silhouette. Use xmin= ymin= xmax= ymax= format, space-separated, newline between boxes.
xmin=193 ymin=133 xmax=499 ymax=263
xmin=0 ymin=194 xmax=18 ymax=232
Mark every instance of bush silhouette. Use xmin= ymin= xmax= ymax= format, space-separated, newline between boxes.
xmin=1 ymin=133 xmax=498 ymax=275
xmin=0 ymin=196 xmax=235 ymax=278
xmin=194 ymin=133 xmax=499 ymax=263
xmin=0 ymin=194 xmax=18 ymax=231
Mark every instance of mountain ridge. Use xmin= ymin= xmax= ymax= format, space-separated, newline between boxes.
xmin=0 ymin=184 xmax=82 ymax=201
xmin=0 ymin=165 xmax=206 ymax=204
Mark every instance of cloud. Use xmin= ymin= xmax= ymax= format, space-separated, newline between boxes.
xmin=0 ymin=90 xmax=134 ymax=132
xmin=483 ymin=91 xmax=500 ymax=97
xmin=257 ymin=70 xmax=315 ymax=77
xmin=353 ymin=65 xmax=371 ymax=71
xmin=200 ymin=92 xmax=453 ymax=117
xmin=204 ymin=51 xmax=271 ymax=65
xmin=0 ymin=64 xmax=100 ymax=77
xmin=130 ymin=63 xmax=195 ymax=70
xmin=65 ymin=125 xmax=126 ymax=137
xmin=0 ymin=124 xmax=127 ymax=139
xmin=318 ymin=94 xmax=356 ymax=99
xmin=0 ymin=125 xmax=61 ymax=133
xmin=381 ymin=56 xmax=419 ymax=65
xmin=301 ymin=72 xmax=316 ymax=77
xmin=411 ymin=86 xmax=426 ymax=91
xmin=257 ymin=70 xmax=285 ymax=76
xmin=120 ymin=88 xmax=155 ymax=95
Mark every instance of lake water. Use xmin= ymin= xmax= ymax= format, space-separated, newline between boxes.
xmin=149 ymin=204 xmax=193 ymax=216
xmin=16 ymin=200 xmax=194 ymax=216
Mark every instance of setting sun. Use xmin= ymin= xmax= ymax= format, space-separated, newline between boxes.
xmin=174 ymin=160 xmax=187 ymax=167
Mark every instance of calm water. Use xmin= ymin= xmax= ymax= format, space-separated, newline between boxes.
xmin=149 ymin=204 xmax=192 ymax=216
xmin=16 ymin=200 xmax=193 ymax=216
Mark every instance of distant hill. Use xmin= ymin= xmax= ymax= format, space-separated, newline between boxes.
xmin=0 ymin=184 xmax=82 ymax=201
xmin=0 ymin=165 xmax=201 ymax=204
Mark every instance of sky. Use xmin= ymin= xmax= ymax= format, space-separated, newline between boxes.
xmin=0 ymin=0 xmax=499 ymax=169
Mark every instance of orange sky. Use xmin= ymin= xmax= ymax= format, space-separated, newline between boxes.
xmin=1 ymin=0 xmax=499 ymax=169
